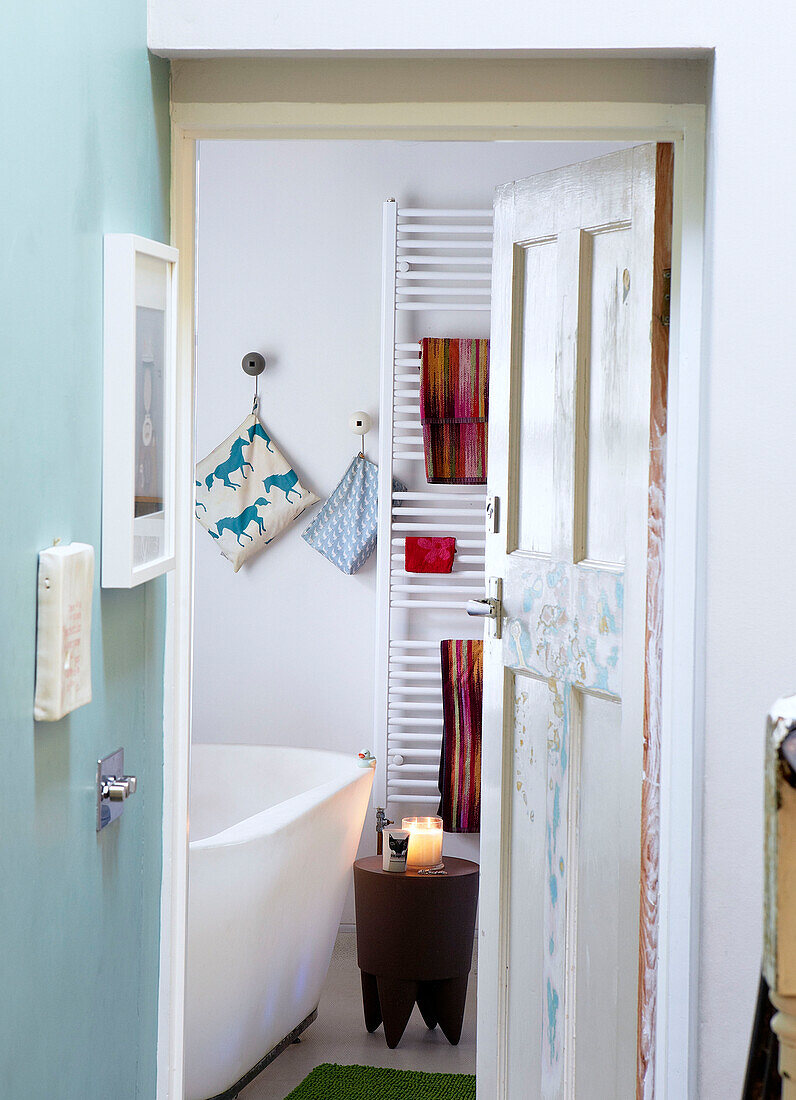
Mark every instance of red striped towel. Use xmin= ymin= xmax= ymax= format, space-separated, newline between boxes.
xmin=438 ymin=639 xmax=483 ymax=833
xmin=420 ymin=338 xmax=489 ymax=485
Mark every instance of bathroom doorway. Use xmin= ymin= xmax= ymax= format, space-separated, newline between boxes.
xmin=163 ymin=102 xmax=706 ymax=1100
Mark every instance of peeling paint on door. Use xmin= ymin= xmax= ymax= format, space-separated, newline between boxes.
xmin=506 ymin=558 xmax=623 ymax=1094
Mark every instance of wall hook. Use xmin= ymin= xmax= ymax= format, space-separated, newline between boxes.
xmin=349 ymin=411 xmax=372 ymax=457
xmin=242 ymin=351 xmax=266 ymax=413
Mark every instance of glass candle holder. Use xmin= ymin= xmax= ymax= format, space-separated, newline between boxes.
xmin=402 ymin=816 xmax=444 ymax=870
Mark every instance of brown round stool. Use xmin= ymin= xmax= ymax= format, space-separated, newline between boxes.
xmin=353 ymin=856 xmax=479 ymax=1049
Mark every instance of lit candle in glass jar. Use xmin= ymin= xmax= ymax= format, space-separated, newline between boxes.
xmin=402 ymin=816 xmax=444 ymax=870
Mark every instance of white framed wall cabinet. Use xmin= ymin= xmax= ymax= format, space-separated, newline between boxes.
xmin=103 ymin=234 xmax=179 ymax=587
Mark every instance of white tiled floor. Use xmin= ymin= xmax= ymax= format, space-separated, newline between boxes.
xmin=239 ymin=931 xmax=477 ymax=1099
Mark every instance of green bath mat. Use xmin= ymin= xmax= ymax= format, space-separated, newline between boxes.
xmin=284 ymin=1063 xmax=476 ymax=1099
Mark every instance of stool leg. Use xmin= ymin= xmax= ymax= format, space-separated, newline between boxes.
xmin=376 ymin=976 xmax=419 ymax=1049
xmin=417 ymin=982 xmax=438 ymax=1030
xmin=360 ymin=971 xmax=382 ymax=1033
xmin=434 ymin=975 xmax=470 ymax=1046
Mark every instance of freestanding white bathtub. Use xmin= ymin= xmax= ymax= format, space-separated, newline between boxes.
xmin=185 ymin=744 xmax=374 ymax=1100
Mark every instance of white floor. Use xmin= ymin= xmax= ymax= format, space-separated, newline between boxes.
xmin=239 ymin=931 xmax=477 ymax=1099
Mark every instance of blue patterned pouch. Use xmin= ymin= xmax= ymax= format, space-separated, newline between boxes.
xmin=302 ymin=455 xmax=405 ymax=574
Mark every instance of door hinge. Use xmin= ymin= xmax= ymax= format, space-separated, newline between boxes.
xmin=660 ymin=268 xmax=671 ymax=327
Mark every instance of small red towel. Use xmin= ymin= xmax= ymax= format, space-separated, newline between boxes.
xmin=405 ymin=537 xmax=456 ymax=574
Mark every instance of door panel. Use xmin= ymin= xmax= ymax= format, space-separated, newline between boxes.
xmin=515 ymin=239 xmax=558 ymax=557
xmin=578 ymin=226 xmax=633 ymax=566
xmin=479 ymin=145 xmax=670 ymax=1100
xmin=573 ymin=690 xmax=625 ymax=1099
xmin=505 ymin=671 xmax=550 ymax=1094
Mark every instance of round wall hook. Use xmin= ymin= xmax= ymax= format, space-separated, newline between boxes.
xmin=242 ymin=351 xmax=266 ymax=377
xmin=349 ymin=411 xmax=372 ymax=436
xmin=349 ymin=411 xmax=372 ymax=458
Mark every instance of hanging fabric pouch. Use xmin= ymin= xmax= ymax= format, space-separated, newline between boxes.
xmin=195 ymin=412 xmax=319 ymax=572
xmin=302 ymin=454 xmax=405 ymax=575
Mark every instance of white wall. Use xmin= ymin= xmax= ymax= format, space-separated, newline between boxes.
xmin=193 ymin=138 xmax=627 ymax=921
xmin=148 ymin=2 xmax=715 ymax=56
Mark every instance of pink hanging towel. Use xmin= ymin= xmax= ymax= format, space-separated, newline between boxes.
xmin=420 ymin=338 xmax=489 ymax=485
xmin=438 ymin=639 xmax=483 ymax=833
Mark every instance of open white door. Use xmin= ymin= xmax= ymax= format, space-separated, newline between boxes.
xmin=477 ymin=144 xmax=672 ymax=1099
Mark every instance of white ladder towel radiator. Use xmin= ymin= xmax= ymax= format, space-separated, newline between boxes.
xmin=373 ymin=201 xmax=493 ymax=817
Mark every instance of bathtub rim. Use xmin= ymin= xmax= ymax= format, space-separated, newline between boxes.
xmin=189 ymin=744 xmax=374 ymax=851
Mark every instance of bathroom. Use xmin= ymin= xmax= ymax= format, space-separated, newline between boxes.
xmin=185 ymin=135 xmax=638 ymax=1099
xmin=7 ymin=7 xmax=793 ymax=1096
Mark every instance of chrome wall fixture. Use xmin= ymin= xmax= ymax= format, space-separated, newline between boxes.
xmin=96 ymin=747 xmax=138 ymax=831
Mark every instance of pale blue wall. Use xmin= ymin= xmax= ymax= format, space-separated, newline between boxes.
xmin=0 ymin=1 xmax=170 ymax=1096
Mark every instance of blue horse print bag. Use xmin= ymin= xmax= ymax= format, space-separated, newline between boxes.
xmin=301 ymin=454 xmax=405 ymax=575
xmin=195 ymin=413 xmax=319 ymax=571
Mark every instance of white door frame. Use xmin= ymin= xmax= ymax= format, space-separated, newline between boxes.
xmin=158 ymin=99 xmax=706 ymax=1100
